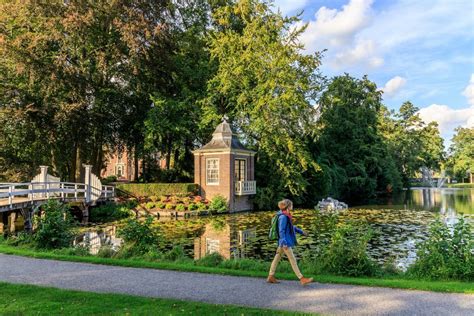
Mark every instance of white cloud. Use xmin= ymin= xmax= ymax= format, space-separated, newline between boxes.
xmin=297 ymin=0 xmax=384 ymax=68
xmin=333 ymin=39 xmax=383 ymax=68
xmin=381 ymin=76 xmax=406 ymax=97
xmin=297 ymin=0 xmax=473 ymax=74
xmin=462 ymin=74 xmax=474 ymax=106
xmin=418 ymin=104 xmax=474 ymax=135
xmin=273 ymin=0 xmax=310 ymax=15
xmin=299 ymin=0 xmax=373 ymax=50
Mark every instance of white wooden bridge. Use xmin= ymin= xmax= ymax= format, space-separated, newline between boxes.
xmin=0 ymin=165 xmax=115 ymax=213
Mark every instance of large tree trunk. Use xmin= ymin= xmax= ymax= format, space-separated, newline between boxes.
xmin=69 ymin=143 xmax=78 ymax=182
xmin=91 ymin=141 xmax=103 ymax=176
xmin=75 ymin=145 xmax=82 ymax=183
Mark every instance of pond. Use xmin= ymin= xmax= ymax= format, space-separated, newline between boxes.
xmin=87 ymin=188 xmax=474 ymax=270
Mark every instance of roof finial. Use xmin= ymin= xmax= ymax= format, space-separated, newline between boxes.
xmin=222 ymin=114 xmax=229 ymax=122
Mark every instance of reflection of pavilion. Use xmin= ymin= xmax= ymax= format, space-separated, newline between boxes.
xmin=194 ymin=221 xmax=256 ymax=260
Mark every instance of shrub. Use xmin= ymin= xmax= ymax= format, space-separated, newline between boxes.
xmin=165 ymin=203 xmax=175 ymax=210
xmin=407 ymin=216 xmax=474 ymax=281
xmin=5 ymin=232 xmax=34 ymax=246
xmin=170 ymin=196 xmax=180 ymax=204
xmin=149 ymin=196 xmax=159 ymax=202
xmin=208 ymin=195 xmax=228 ymax=213
xmin=164 ymin=246 xmax=187 ymax=262
xmin=317 ymin=221 xmax=378 ymax=277
xmin=116 ymin=183 xmax=197 ymax=198
xmin=33 ymin=200 xmax=75 ymax=249
xmin=175 ymin=204 xmax=185 ymax=212
xmin=89 ymin=203 xmax=132 ymax=223
xmin=182 ymin=197 xmax=191 ymax=204
xmin=118 ymin=216 xmax=159 ymax=255
xmin=156 ymin=202 xmax=165 ymax=209
xmin=188 ymin=203 xmax=198 ymax=211
xmin=196 ymin=202 xmax=207 ymax=211
xmin=195 ymin=252 xmax=224 ymax=267
xmin=160 ymin=196 xmax=168 ymax=202
xmin=124 ymin=199 xmax=138 ymax=209
xmin=97 ymin=245 xmax=116 ymax=258
xmin=145 ymin=202 xmax=156 ymax=209
xmin=101 ymin=175 xmax=117 ymax=185
xmin=253 ymin=187 xmax=284 ymax=211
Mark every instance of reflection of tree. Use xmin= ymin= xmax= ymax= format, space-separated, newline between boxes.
xmin=408 ymin=188 xmax=474 ymax=215
xmin=209 ymin=217 xmax=227 ymax=231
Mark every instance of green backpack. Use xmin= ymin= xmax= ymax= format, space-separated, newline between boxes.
xmin=268 ymin=214 xmax=280 ymax=240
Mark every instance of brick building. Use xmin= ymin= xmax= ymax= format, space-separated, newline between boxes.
xmin=193 ymin=119 xmax=256 ymax=212
xmin=101 ymin=150 xmax=165 ymax=181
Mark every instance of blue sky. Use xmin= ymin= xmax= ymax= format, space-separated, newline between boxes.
xmin=273 ymin=0 xmax=474 ymax=146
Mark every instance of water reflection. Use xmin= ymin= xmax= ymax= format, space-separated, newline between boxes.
xmin=80 ymin=188 xmax=473 ymax=270
xmin=194 ymin=219 xmax=257 ymax=260
xmin=373 ymin=188 xmax=474 ymax=214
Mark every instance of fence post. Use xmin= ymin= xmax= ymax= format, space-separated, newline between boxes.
xmin=84 ymin=164 xmax=92 ymax=203
xmin=39 ymin=166 xmax=48 ymax=198
xmin=8 ymin=185 xmax=13 ymax=207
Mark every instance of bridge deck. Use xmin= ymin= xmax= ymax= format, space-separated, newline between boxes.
xmin=0 ymin=183 xmax=115 ymax=213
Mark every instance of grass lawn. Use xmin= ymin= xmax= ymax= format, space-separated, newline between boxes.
xmin=0 ymin=282 xmax=311 ymax=315
xmin=0 ymin=243 xmax=473 ymax=294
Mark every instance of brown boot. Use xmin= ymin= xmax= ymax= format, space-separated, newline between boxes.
xmin=299 ymin=277 xmax=313 ymax=286
xmin=267 ymin=275 xmax=279 ymax=284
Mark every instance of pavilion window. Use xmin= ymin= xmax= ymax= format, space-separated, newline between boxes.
xmin=234 ymin=159 xmax=246 ymax=182
xmin=206 ymin=158 xmax=219 ymax=185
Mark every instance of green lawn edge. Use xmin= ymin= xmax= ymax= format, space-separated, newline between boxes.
xmin=0 ymin=244 xmax=472 ymax=294
xmin=0 ymin=282 xmax=312 ymax=315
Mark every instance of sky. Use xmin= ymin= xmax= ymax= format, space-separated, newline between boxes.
xmin=273 ymin=0 xmax=474 ymax=147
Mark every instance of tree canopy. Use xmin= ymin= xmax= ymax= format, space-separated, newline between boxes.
xmin=0 ymin=0 xmax=450 ymax=206
xmin=447 ymin=127 xmax=474 ymax=182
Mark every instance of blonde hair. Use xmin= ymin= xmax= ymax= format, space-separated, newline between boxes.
xmin=278 ymin=199 xmax=293 ymax=210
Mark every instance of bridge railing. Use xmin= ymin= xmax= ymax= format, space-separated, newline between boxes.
xmin=0 ymin=182 xmax=115 ymax=209
xmin=102 ymin=185 xmax=115 ymax=199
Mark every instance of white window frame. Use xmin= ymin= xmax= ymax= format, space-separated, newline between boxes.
xmin=206 ymin=158 xmax=220 ymax=185
xmin=234 ymin=158 xmax=246 ymax=182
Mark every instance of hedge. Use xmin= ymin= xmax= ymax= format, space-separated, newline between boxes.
xmin=116 ymin=183 xmax=198 ymax=198
xmin=446 ymin=183 xmax=474 ymax=188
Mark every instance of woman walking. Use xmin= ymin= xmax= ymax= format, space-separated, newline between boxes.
xmin=267 ymin=199 xmax=313 ymax=286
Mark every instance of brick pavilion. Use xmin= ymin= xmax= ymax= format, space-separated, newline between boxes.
xmin=193 ymin=119 xmax=256 ymax=212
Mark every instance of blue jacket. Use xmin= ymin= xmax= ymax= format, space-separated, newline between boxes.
xmin=277 ymin=211 xmax=304 ymax=248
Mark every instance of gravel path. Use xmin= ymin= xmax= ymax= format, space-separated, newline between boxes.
xmin=0 ymin=254 xmax=472 ymax=315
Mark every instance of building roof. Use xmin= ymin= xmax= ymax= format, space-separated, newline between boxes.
xmin=194 ymin=119 xmax=255 ymax=153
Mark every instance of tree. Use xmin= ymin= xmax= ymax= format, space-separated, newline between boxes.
xmin=447 ymin=127 xmax=474 ymax=182
xmin=140 ymin=1 xmax=214 ymax=182
xmin=0 ymin=1 xmax=175 ymax=181
xmin=202 ymin=0 xmax=323 ymax=204
xmin=315 ymin=74 xmax=401 ymax=201
xmin=379 ymin=101 xmax=444 ymax=187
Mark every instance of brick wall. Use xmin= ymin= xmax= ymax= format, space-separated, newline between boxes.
xmin=194 ymin=151 xmax=254 ymax=212
xmin=195 ymin=153 xmax=232 ymax=202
